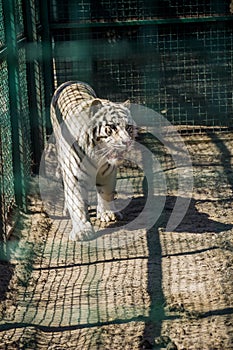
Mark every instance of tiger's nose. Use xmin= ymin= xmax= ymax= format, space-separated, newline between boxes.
xmin=122 ymin=139 xmax=132 ymax=148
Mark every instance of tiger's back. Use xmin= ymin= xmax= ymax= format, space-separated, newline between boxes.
xmin=51 ymin=81 xmax=97 ymax=130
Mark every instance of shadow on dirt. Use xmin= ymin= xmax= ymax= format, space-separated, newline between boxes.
xmin=88 ymin=192 xmax=233 ymax=348
xmin=0 ymin=258 xmax=15 ymax=303
xmin=164 ymin=196 xmax=233 ymax=234
xmin=95 ymin=194 xmax=233 ymax=237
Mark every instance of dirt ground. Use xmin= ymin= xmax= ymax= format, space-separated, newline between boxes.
xmin=0 ymin=130 xmax=233 ymax=350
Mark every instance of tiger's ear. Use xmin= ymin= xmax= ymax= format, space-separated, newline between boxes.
xmin=123 ymin=99 xmax=130 ymax=108
xmin=90 ymin=99 xmax=103 ymax=117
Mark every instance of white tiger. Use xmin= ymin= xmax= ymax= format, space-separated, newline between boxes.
xmin=50 ymin=81 xmax=136 ymax=241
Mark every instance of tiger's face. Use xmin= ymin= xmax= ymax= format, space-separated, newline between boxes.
xmin=90 ymin=99 xmax=136 ymax=164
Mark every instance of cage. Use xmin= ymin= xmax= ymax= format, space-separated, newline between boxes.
xmin=0 ymin=1 xmax=233 ymax=349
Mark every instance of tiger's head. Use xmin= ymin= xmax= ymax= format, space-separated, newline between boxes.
xmin=89 ymin=99 xmax=137 ymax=165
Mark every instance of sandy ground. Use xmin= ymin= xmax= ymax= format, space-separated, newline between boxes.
xmin=0 ymin=130 xmax=233 ymax=350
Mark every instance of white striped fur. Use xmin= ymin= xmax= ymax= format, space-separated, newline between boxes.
xmin=50 ymin=81 xmax=136 ymax=240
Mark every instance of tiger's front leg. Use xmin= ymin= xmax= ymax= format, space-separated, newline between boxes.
xmin=63 ymin=175 xmax=95 ymax=241
xmin=96 ymin=166 xmax=123 ymax=223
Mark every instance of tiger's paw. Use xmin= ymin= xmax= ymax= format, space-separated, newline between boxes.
xmin=97 ymin=210 xmax=123 ymax=223
xmin=69 ymin=222 xmax=95 ymax=241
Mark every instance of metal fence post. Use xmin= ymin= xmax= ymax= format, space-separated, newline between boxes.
xmin=39 ymin=0 xmax=54 ymax=134
xmin=23 ymin=0 xmax=46 ymax=173
xmin=2 ymin=0 xmax=26 ymax=210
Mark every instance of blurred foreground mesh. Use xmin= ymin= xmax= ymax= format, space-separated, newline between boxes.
xmin=0 ymin=1 xmax=232 ymax=349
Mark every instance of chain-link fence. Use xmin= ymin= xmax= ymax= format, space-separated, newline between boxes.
xmin=0 ymin=0 xmax=49 ymax=240
xmin=49 ymin=0 xmax=231 ymax=22
xmin=50 ymin=0 xmax=233 ymax=130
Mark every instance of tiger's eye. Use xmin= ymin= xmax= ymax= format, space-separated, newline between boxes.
xmin=126 ymin=125 xmax=132 ymax=134
xmin=106 ymin=126 xmax=112 ymax=136
xmin=111 ymin=124 xmax=117 ymax=131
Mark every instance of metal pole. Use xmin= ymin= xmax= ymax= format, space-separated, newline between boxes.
xmin=2 ymin=0 xmax=26 ymax=210
xmin=23 ymin=0 xmax=45 ymax=173
xmin=39 ymin=0 xmax=54 ymax=134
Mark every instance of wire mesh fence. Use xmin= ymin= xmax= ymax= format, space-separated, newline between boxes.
xmin=49 ymin=0 xmax=231 ymax=22
xmin=0 ymin=1 xmax=233 ymax=349
xmin=0 ymin=0 xmax=48 ymax=239
xmin=51 ymin=5 xmax=233 ymax=130
xmin=0 ymin=61 xmax=14 ymax=238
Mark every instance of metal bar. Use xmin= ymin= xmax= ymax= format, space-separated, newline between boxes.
xmin=22 ymin=0 xmax=44 ymax=173
xmin=2 ymin=0 xmax=26 ymax=210
xmin=39 ymin=0 xmax=54 ymax=134
xmin=50 ymin=15 xmax=233 ymax=29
